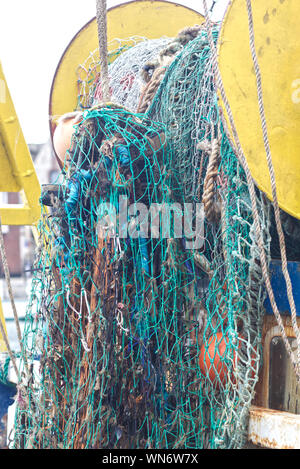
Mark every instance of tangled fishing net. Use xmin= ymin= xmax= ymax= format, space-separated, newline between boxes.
xmin=12 ymin=23 xmax=274 ymax=449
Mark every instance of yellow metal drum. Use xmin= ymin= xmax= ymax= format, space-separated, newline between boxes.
xmin=49 ymin=0 xmax=204 ymax=133
xmin=218 ymin=0 xmax=300 ymax=219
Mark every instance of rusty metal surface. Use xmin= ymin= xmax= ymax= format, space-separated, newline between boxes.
xmin=248 ymin=406 xmax=300 ymax=449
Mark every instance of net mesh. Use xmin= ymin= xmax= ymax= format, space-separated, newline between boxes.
xmin=11 ymin=22 xmax=273 ymax=449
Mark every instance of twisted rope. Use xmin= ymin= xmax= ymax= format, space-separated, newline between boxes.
xmin=199 ymin=136 xmax=221 ymax=223
xmin=245 ymin=0 xmax=300 ymax=371
xmin=138 ymin=25 xmax=203 ymax=114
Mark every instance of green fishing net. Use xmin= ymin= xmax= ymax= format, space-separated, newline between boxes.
xmin=12 ymin=24 xmax=272 ymax=449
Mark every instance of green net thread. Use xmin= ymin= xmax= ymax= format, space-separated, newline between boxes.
xmin=13 ymin=24 xmax=271 ymax=449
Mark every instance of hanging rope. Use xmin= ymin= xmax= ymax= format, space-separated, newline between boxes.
xmin=245 ymin=0 xmax=300 ymax=372
xmin=96 ymin=0 xmax=111 ymax=102
xmin=0 ymin=218 xmax=29 ymax=378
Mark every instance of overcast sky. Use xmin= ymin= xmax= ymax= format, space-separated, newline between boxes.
xmin=0 ymin=0 xmax=229 ymax=144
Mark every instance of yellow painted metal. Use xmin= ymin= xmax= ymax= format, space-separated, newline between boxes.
xmin=218 ymin=0 xmax=300 ymax=219
xmin=0 ymin=61 xmax=41 ymax=226
xmin=0 ymin=300 xmax=8 ymax=353
xmin=49 ymin=0 xmax=204 ymax=125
